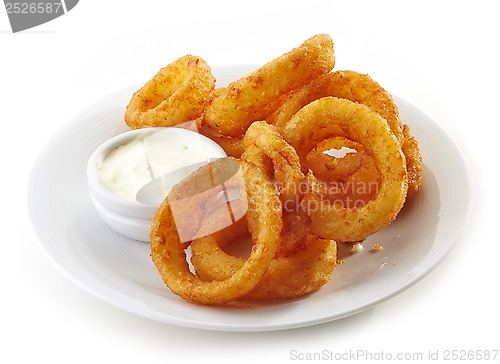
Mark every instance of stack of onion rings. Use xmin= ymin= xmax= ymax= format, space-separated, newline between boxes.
xmin=191 ymin=225 xmax=337 ymax=301
xmin=150 ymin=158 xmax=283 ymax=305
xmin=270 ymin=70 xmax=422 ymax=197
xmin=190 ymin=123 xmax=337 ymax=300
xmin=121 ymin=34 xmax=425 ymax=305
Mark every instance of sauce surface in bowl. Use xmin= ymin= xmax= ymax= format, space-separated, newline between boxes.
xmin=97 ymin=128 xmax=226 ymax=203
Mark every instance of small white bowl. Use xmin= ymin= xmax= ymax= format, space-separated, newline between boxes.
xmin=87 ymin=127 xmax=227 ymax=242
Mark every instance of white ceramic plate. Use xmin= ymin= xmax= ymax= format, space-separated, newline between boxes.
xmin=28 ymin=66 xmax=471 ymax=331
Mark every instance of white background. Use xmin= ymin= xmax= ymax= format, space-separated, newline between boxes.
xmin=1 ymin=1 xmax=498 ymax=363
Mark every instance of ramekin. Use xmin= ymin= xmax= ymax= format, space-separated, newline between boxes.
xmin=87 ymin=127 xmax=227 ymax=242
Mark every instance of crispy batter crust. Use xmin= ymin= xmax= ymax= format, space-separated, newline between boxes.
xmin=282 ymin=97 xmax=408 ymax=242
xmin=241 ymin=121 xmax=305 ymax=205
xmin=150 ymin=158 xmax=282 ymax=305
xmin=203 ymin=34 xmax=335 ymax=137
xmin=271 ymin=70 xmax=422 ymax=197
xmin=125 ymin=55 xmax=215 ymax=129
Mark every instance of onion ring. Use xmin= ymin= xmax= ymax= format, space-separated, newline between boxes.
xmin=276 ymin=208 xmax=311 ymax=256
xmin=191 ymin=222 xmax=337 ymax=300
xmin=165 ymin=156 xmax=247 ymax=243
xmin=196 ymin=120 xmax=246 ymax=158
xmin=125 ymin=55 xmax=215 ymax=129
xmin=305 ymin=137 xmax=381 ymax=207
xmin=203 ymin=34 xmax=335 ymax=137
xmin=271 ymin=70 xmax=403 ymax=142
xmin=305 ymin=137 xmax=364 ymax=181
xmin=271 ymin=70 xmax=422 ymax=197
xmin=282 ymin=97 xmax=408 ymax=242
xmin=150 ymin=158 xmax=282 ymax=305
xmin=402 ymin=125 xmax=423 ymax=198
xmin=241 ymin=121 xmax=305 ymax=206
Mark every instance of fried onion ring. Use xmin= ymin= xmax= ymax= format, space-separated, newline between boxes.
xmin=276 ymin=208 xmax=311 ymax=256
xmin=271 ymin=70 xmax=403 ymax=142
xmin=125 ymin=55 xmax=215 ymax=129
xmin=282 ymin=97 xmax=408 ymax=242
xmin=305 ymin=137 xmax=381 ymax=208
xmin=191 ymin=222 xmax=337 ymax=300
xmin=305 ymin=137 xmax=364 ymax=181
xmin=402 ymin=124 xmax=423 ymax=198
xmin=241 ymin=121 xmax=305 ymax=206
xmin=196 ymin=119 xmax=246 ymax=158
xmin=150 ymin=158 xmax=282 ymax=305
xmin=271 ymin=70 xmax=422 ymax=197
xmin=203 ymin=34 xmax=335 ymax=137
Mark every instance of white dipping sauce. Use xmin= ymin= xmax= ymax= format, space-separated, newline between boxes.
xmin=97 ymin=129 xmax=225 ymax=202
